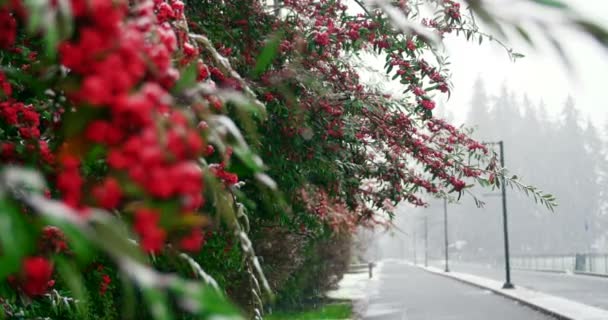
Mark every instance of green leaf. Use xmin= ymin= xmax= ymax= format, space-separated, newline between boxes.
xmin=55 ymin=257 xmax=89 ymax=318
xmin=63 ymin=107 xmax=105 ymax=138
xmin=172 ymin=62 xmax=199 ymax=93
xmin=170 ymin=280 xmax=241 ymax=317
xmin=232 ymin=146 xmax=264 ymax=173
xmin=547 ymin=35 xmax=572 ymax=71
xmin=530 ymin=0 xmax=568 ymax=8
xmin=575 ymin=20 xmax=608 ymax=48
xmin=0 ymin=199 xmax=33 ymax=279
xmin=511 ymin=52 xmax=525 ymax=60
xmin=44 ymin=216 xmax=95 ymax=265
xmin=198 ymin=286 xmax=241 ymax=316
xmin=89 ymin=215 xmax=146 ymax=264
xmin=120 ymin=275 xmax=137 ymax=319
xmin=43 ymin=17 xmax=60 ymax=59
xmin=254 ymin=31 xmax=284 ymax=77
xmin=24 ymin=0 xmax=73 ymax=59
xmin=515 ymin=26 xmax=534 ymax=46
xmin=143 ymin=288 xmax=173 ymax=320
xmin=24 ymin=0 xmax=44 ymax=33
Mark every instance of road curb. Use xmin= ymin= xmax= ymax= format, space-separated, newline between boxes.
xmin=572 ymin=271 xmax=608 ymax=279
xmin=418 ymin=265 xmax=608 ymax=320
xmin=513 ymin=267 xmax=608 ymax=279
xmin=513 ymin=267 xmax=566 ymax=274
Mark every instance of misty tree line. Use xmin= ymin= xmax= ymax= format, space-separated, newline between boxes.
xmin=427 ymin=77 xmax=608 ymax=260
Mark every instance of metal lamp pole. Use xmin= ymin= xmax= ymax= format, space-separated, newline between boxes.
xmin=443 ymin=198 xmax=450 ymax=272
xmin=498 ymin=141 xmax=514 ymax=289
xmin=483 ymin=140 xmax=514 ymax=289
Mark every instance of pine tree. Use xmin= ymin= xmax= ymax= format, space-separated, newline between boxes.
xmin=467 ymin=76 xmax=493 ymax=139
xmin=583 ymin=118 xmax=605 ymax=249
xmin=553 ymin=97 xmax=594 ymax=252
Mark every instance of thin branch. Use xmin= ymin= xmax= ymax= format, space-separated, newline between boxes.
xmin=353 ymin=0 xmax=373 ymax=18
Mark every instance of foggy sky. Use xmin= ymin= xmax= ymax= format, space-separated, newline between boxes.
xmin=442 ymin=0 xmax=608 ymax=128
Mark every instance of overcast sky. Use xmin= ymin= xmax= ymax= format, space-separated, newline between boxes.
xmin=441 ymin=0 xmax=608 ymax=129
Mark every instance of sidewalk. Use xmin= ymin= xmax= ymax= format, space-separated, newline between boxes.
xmin=422 ymin=265 xmax=608 ymax=320
xmin=325 ymin=262 xmax=384 ymax=319
xmin=431 ymin=260 xmax=608 ymax=311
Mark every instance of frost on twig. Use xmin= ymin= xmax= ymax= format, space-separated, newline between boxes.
xmin=179 ymin=253 xmax=221 ymax=292
xmin=232 ymin=202 xmax=272 ymax=315
xmin=363 ymin=0 xmax=441 ymax=45
xmin=189 ymin=33 xmax=267 ymax=116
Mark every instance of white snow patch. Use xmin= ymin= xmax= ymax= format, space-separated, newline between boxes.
xmin=326 ymin=271 xmax=371 ymax=301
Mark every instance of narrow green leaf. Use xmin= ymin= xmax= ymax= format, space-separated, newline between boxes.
xmin=172 ymin=62 xmax=199 ymax=93
xmin=44 ymin=216 xmax=95 ymax=264
xmin=143 ymin=288 xmax=173 ymax=320
xmin=0 ymin=199 xmax=33 ymax=279
xmin=254 ymin=31 xmax=284 ymax=77
xmin=232 ymin=146 xmax=264 ymax=173
xmin=43 ymin=21 xmax=60 ymax=60
xmin=121 ymin=274 xmax=137 ymax=320
xmin=530 ymin=0 xmax=568 ymax=8
xmin=24 ymin=0 xmax=44 ymax=33
xmin=63 ymin=107 xmax=105 ymax=137
xmin=515 ymin=26 xmax=534 ymax=46
xmin=199 ymin=286 xmax=241 ymax=315
xmin=89 ymin=215 xmax=146 ymax=264
xmin=55 ymin=258 xmax=89 ymax=319
xmin=575 ymin=20 xmax=608 ymax=48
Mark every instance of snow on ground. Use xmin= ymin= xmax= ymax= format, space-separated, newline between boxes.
xmin=326 ymin=261 xmax=384 ymax=300
xmin=325 ymin=261 xmax=386 ymax=319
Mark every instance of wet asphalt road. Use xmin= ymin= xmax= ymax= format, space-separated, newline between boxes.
xmin=363 ymin=260 xmax=555 ymax=320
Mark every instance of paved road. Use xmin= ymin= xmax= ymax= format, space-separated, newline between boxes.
xmin=363 ymin=260 xmax=554 ymax=320
xmin=429 ymin=260 xmax=608 ymax=310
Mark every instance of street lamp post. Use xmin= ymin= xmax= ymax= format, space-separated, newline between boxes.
xmin=484 ymin=140 xmax=514 ymax=289
xmin=443 ymin=198 xmax=450 ymax=272
xmin=498 ymin=141 xmax=514 ymax=289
